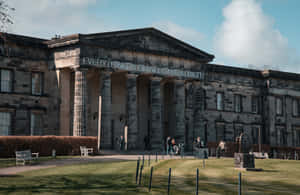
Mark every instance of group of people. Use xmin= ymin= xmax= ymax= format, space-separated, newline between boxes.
xmin=193 ymin=136 xmax=206 ymax=152
xmin=166 ymin=136 xmax=180 ymax=155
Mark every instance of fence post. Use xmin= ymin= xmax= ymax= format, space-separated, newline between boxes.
xmin=148 ymin=166 xmax=153 ymax=192
xmin=168 ymin=168 xmax=172 ymax=195
xmin=156 ymin=152 xmax=158 ymax=162
xmin=196 ymin=168 xmax=199 ymax=195
xmin=139 ymin=164 xmax=144 ymax=186
xmin=136 ymin=157 xmax=140 ymax=184
xmin=142 ymin=154 xmax=145 ymax=166
xmin=238 ymin=172 xmax=242 ymax=195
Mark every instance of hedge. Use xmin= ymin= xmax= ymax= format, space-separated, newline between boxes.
xmin=0 ymin=136 xmax=97 ymax=158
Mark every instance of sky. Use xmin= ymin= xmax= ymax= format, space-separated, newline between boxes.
xmin=6 ymin=0 xmax=300 ymax=73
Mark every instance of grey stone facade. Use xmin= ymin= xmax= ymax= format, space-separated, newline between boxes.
xmin=1 ymin=28 xmax=300 ymax=151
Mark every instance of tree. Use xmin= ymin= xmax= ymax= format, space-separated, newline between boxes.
xmin=0 ymin=0 xmax=14 ymax=32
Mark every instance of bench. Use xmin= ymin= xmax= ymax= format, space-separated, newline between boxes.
xmin=80 ymin=146 xmax=93 ymax=157
xmin=15 ymin=150 xmax=39 ymax=166
xmin=249 ymin=152 xmax=269 ymax=159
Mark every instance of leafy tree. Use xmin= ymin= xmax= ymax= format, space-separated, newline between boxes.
xmin=0 ymin=0 xmax=14 ymax=32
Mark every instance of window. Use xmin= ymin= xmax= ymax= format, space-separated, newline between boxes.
xmin=292 ymin=99 xmax=300 ymax=117
xmin=31 ymin=72 xmax=43 ymax=95
xmin=30 ymin=112 xmax=43 ymax=135
xmin=216 ymin=92 xmax=224 ymax=111
xmin=0 ymin=112 xmax=11 ymax=135
xmin=252 ymin=126 xmax=259 ymax=144
xmin=252 ymin=96 xmax=259 ymax=114
xmin=234 ymin=94 xmax=243 ymax=113
xmin=276 ymin=97 xmax=283 ymax=115
xmin=216 ymin=122 xmax=225 ymax=142
xmin=276 ymin=126 xmax=286 ymax=146
xmin=0 ymin=69 xmax=12 ymax=92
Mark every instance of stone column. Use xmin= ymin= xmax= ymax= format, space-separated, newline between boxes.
xmin=174 ymin=80 xmax=185 ymax=144
xmin=126 ymin=73 xmax=138 ymax=150
xmin=73 ymin=68 xmax=88 ymax=136
xmin=150 ymin=77 xmax=163 ymax=150
xmin=59 ymin=69 xmax=71 ymax=136
xmin=99 ymin=71 xmax=112 ymax=149
xmin=185 ymin=82 xmax=194 ymax=151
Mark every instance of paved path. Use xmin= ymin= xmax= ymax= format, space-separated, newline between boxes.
xmin=0 ymin=155 xmax=194 ymax=176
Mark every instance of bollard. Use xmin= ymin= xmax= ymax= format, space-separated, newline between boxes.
xmin=136 ymin=158 xmax=140 ymax=184
xmin=238 ymin=172 xmax=242 ymax=195
xmin=156 ymin=152 xmax=158 ymax=162
xmin=148 ymin=154 xmax=151 ymax=166
xmin=168 ymin=168 xmax=172 ymax=195
xmin=52 ymin=149 xmax=56 ymax=158
xmin=203 ymin=159 xmax=205 ymax=168
xmin=196 ymin=168 xmax=199 ymax=195
xmin=139 ymin=164 xmax=144 ymax=185
xmin=148 ymin=166 xmax=153 ymax=192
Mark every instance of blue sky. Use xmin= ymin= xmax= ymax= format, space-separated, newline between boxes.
xmin=8 ymin=0 xmax=300 ymax=72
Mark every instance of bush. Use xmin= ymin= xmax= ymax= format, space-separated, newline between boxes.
xmin=0 ymin=136 xmax=97 ymax=158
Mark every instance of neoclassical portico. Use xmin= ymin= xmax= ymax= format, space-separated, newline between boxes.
xmin=51 ymin=28 xmax=214 ymax=151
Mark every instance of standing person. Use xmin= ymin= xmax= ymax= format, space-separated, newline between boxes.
xmin=166 ymin=136 xmax=171 ymax=155
xmin=119 ymin=135 xmax=125 ymax=151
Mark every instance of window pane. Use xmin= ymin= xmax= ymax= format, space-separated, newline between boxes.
xmin=1 ymin=70 xmax=12 ymax=92
xmin=293 ymin=99 xmax=298 ymax=116
xmin=252 ymin=96 xmax=258 ymax=113
xmin=30 ymin=113 xmax=43 ymax=135
xmin=217 ymin=93 xmax=223 ymax=111
xmin=235 ymin=95 xmax=242 ymax=112
xmin=276 ymin=98 xmax=282 ymax=115
xmin=0 ymin=112 xmax=11 ymax=135
xmin=32 ymin=73 xmax=42 ymax=95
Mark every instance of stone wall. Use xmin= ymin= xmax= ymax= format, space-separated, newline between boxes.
xmin=0 ymin=35 xmax=60 ymax=135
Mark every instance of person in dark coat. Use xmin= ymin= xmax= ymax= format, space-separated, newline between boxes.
xmin=119 ymin=135 xmax=125 ymax=151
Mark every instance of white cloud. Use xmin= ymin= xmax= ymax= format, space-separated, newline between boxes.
xmin=7 ymin=0 xmax=116 ymax=39
xmin=215 ymin=0 xmax=299 ymax=72
xmin=153 ymin=21 xmax=204 ymax=46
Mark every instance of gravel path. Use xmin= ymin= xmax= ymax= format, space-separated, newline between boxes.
xmin=0 ymin=155 xmax=193 ymax=176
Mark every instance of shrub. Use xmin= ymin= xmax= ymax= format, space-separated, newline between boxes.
xmin=0 ymin=136 xmax=97 ymax=158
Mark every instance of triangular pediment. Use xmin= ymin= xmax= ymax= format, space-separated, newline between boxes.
xmin=80 ymin=28 xmax=214 ymax=63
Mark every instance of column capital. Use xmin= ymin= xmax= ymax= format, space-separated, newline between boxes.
xmin=173 ymin=79 xmax=185 ymax=84
xmin=150 ymin=76 xmax=162 ymax=82
xmin=100 ymin=71 xmax=112 ymax=76
xmin=126 ymin=73 xmax=138 ymax=79
xmin=73 ymin=67 xmax=89 ymax=72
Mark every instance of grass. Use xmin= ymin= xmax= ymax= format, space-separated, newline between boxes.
xmin=0 ymin=156 xmax=76 ymax=168
xmin=0 ymin=158 xmax=300 ymax=194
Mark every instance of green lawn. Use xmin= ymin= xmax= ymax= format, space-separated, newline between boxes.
xmin=0 ymin=156 xmax=77 ymax=168
xmin=0 ymin=158 xmax=300 ymax=194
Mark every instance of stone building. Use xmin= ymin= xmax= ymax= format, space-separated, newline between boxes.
xmin=0 ymin=28 xmax=300 ymax=150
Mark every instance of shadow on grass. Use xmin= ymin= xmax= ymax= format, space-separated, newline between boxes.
xmin=0 ymin=173 xmax=147 ymax=195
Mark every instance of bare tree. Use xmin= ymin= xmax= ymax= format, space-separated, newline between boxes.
xmin=0 ymin=0 xmax=14 ymax=32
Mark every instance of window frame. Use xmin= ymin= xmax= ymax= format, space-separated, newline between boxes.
xmin=31 ymin=72 xmax=44 ymax=96
xmin=251 ymin=96 xmax=260 ymax=114
xmin=30 ymin=110 xmax=44 ymax=136
xmin=234 ymin=94 xmax=243 ymax=113
xmin=275 ymin=97 xmax=283 ymax=116
xmin=292 ymin=98 xmax=300 ymax=117
xmin=216 ymin=92 xmax=224 ymax=111
xmin=0 ymin=68 xmax=13 ymax=93
xmin=216 ymin=122 xmax=225 ymax=142
xmin=0 ymin=111 xmax=12 ymax=136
